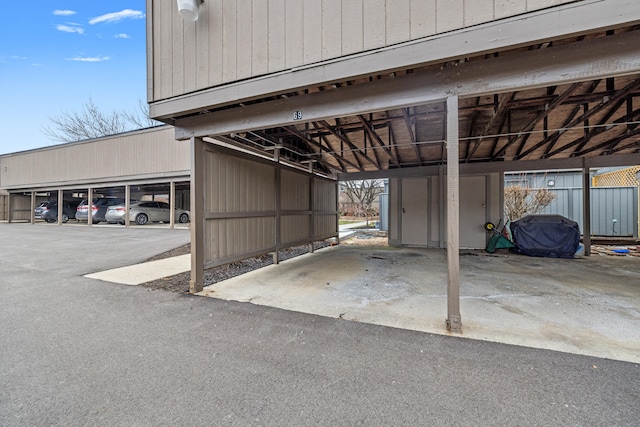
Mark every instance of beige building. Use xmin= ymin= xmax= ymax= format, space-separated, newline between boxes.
xmin=0 ymin=126 xmax=190 ymax=225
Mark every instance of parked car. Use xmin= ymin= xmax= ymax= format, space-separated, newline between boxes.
xmin=34 ymin=202 xmax=49 ymax=219
xmin=76 ymin=198 xmax=125 ymax=224
xmin=105 ymin=201 xmax=190 ymax=225
xmin=41 ymin=201 xmax=79 ymax=223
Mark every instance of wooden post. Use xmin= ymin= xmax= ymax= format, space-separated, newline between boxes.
xmin=190 ymin=137 xmax=205 ymax=293
xmin=30 ymin=191 xmax=36 ymax=224
xmin=87 ymin=188 xmax=93 ymax=227
xmin=7 ymin=193 xmax=12 ymax=223
xmin=273 ymin=147 xmax=281 ymax=265
xmin=446 ymin=96 xmax=462 ymax=333
xmin=582 ymin=158 xmax=592 ymax=256
xmin=309 ymin=161 xmax=315 ymax=253
xmin=125 ymin=185 xmax=131 ymax=227
xmin=57 ymin=189 xmax=63 ymax=225
xmin=169 ymin=181 xmax=176 ymax=229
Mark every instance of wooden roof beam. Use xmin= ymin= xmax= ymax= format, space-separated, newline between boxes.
xmin=357 ymin=115 xmax=399 ymax=167
xmin=314 ymin=120 xmax=381 ymax=170
xmin=492 ymin=83 xmax=581 ymax=160
xmin=467 ymin=92 xmax=515 ymax=161
xmin=517 ymin=78 xmax=640 ymax=159
xmin=283 ymin=126 xmax=355 ymax=172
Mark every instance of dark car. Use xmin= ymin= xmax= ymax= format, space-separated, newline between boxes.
xmin=41 ymin=201 xmax=79 ymax=223
xmin=76 ymin=198 xmax=126 ymax=224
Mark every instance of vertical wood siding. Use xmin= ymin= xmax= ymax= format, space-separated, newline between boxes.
xmin=150 ymin=0 xmax=580 ymax=101
xmin=0 ymin=127 xmax=189 ymax=189
xmin=203 ymin=146 xmax=338 ymax=267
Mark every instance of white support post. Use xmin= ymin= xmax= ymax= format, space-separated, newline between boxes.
xmin=190 ymin=137 xmax=205 ymax=293
xmin=446 ymin=95 xmax=462 ymax=333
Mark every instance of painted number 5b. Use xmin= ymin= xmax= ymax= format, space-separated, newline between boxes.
xmin=293 ymin=111 xmax=302 ymax=120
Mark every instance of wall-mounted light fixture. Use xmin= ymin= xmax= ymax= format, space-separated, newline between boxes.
xmin=547 ymin=179 xmax=555 ymax=187
xmin=177 ymin=0 xmax=202 ymax=22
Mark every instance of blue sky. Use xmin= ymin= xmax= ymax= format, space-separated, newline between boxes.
xmin=0 ymin=1 xmax=148 ymax=155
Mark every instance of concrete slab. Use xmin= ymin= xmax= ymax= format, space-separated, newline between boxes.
xmin=197 ymin=245 xmax=640 ymax=363
xmin=85 ymin=254 xmax=191 ymax=285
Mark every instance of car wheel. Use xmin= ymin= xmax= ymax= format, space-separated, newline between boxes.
xmin=179 ymin=213 xmax=189 ymax=223
xmin=135 ymin=213 xmax=148 ymax=225
xmin=62 ymin=214 xmax=69 ymax=223
xmin=45 ymin=218 xmax=55 ymax=223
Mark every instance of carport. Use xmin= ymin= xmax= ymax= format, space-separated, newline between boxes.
xmin=148 ymin=1 xmax=640 ymax=333
xmin=175 ymin=33 xmax=640 ymax=332
xmin=0 ymin=126 xmax=191 ymax=228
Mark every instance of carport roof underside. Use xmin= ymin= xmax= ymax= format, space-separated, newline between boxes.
xmin=171 ymin=27 xmax=640 ymax=174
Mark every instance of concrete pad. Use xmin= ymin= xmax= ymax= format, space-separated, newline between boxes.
xmin=85 ymin=254 xmax=191 ymax=285
xmin=197 ymin=245 xmax=640 ymax=363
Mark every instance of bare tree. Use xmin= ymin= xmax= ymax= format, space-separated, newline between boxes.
xmin=504 ymin=184 xmax=556 ymax=221
xmin=42 ymin=98 xmax=161 ymax=143
xmin=341 ymin=179 xmax=384 ymax=226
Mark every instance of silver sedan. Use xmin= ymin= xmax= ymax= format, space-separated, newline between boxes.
xmin=105 ymin=201 xmax=190 ymax=225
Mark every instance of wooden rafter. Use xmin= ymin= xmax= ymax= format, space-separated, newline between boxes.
xmin=492 ymin=83 xmax=581 ymax=160
xmin=314 ymin=120 xmax=381 ymax=170
xmin=467 ymin=92 xmax=514 ymax=161
xmin=249 ymin=130 xmax=334 ymax=173
xmin=402 ymin=107 xmax=421 ymax=165
xmin=577 ymin=127 xmax=640 ymax=156
xmin=516 ymin=78 xmax=640 ymax=159
xmin=357 ymin=115 xmax=399 ymax=167
xmin=543 ymin=97 xmax=640 ymax=158
xmin=283 ymin=126 xmax=356 ymax=172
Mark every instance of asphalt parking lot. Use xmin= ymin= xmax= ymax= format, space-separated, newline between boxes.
xmin=1 ymin=223 xmax=639 ymax=426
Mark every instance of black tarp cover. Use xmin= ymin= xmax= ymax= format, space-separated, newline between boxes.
xmin=510 ymin=215 xmax=580 ymax=259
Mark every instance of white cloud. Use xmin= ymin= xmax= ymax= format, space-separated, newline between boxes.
xmin=54 ymin=10 xmax=76 ymax=16
xmin=114 ymin=33 xmax=131 ymax=39
xmin=57 ymin=24 xmax=85 ymax=35
xmin=89 ymin=9 xmax=145 ymax=25
xmin=66 ymin=56 xmax=110 ymax=63
xmin=11 ymin=55 xmax=27 ymax=60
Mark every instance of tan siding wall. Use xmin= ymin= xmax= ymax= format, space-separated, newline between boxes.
xmin=202 ymin=146 xmax=337 ymax=267
xmin=205 ymin=151 xmax=276 ymax=213
xmin=314 ymin=178 xmax=338 ymax=237
xmin=150 ymin=0 xmax=580 ymax=102
xmin=281 ymin=170 xmax=310 ymax=210
xmin=0 ymin=127 xmax=189 ymax=190
xmin=0 ymin=194 xmax=7 ymax=220
xmin=280 ymin=215 xmax=309 ymax=245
